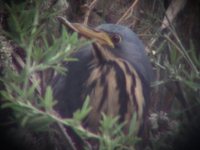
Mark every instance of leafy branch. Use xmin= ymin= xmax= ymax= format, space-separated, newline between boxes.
xmin=0 ymin=1 xmax=140 ymax=150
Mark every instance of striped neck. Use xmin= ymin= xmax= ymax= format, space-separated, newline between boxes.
xmin=92 ymin=43 xmax=118 ymax=63
xmin=85 ymin=54 xmax=145 ymax=132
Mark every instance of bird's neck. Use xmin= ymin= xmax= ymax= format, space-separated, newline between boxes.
xmin=86 ymin=57 xmax=145 ymax=133
xmin=92 ymin=43 xmax=117 ymax=63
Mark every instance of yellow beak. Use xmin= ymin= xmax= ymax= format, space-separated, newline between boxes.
xmin=57 ymin=16 xmax=114 ymax=48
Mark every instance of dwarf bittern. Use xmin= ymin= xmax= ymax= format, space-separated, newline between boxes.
xmin=53 ymin=17 xmax=153 ymax=134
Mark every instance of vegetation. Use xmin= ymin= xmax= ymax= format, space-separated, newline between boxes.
xmin=0 ymin=0 xmax=200 ymax=150
xmin=0 ymin=1 xmax=139 ymax=150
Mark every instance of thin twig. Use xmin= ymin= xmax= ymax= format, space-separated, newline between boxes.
xmin=56 ymin=122 xmax=77 ymax=150
xmin=164 ymin=33 xmax=199 ymax=74
xmin=57 ymin=16 xmax=79 ymax=32
xmin=117 ymin=0 xmax=139 ymax=24
xmin=161 ymin=0 xmax=187 ymax=30
xmin=12 ymin=51 xmax=42 ymax=95
xmin=83 ymin=0 xmax=98 ymax=25
xmin=170 ymin=30 xmax=199 ymax=74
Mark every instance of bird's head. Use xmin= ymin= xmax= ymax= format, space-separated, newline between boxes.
xmin=57 ymin=16 xmax=153 ymax=83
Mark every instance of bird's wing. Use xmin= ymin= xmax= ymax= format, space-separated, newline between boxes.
xmin=52 ymin=45 xmax=93 ymax=117
xmin=120 ymin=36 xmax=154 ymax=111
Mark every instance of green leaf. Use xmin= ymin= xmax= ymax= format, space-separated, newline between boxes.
xmin=170 ymin=48 xmax=178 ymax=64
xmin=99 ymin=113 xmax=122 ymax=137
xmin=1 ymin=102 xmax=24 ymax=112
xmin=26 ymin=114 xmax=54 ymax=131
xmin=183 ymin=80 xmax=200 ymax=91
xmin=0 ymin=90 xmax=14 ymax=100
xmin=73 ymin=96 xmax=91 ymax=121
xmin=51 ymin=65 xmax=67 ymax=75
xmin=1 ymin=102 xmax=15 ymax=109
xmin=32 ymin=46 xmax=44 ymax=62
xmin=112 ymin=121 xmax=125 ymax=136
xmin=128 ymin=113 xmax=137 ymax=136
xmin=189 ymin=41 xmax=200 ymax=66
xmin=26 ymin=81 xmax=39 ymax=99
xmin=21 ymin=115 xmax=30 ymax=127
xmin=43 ymin=86 xmax=55 ymax=111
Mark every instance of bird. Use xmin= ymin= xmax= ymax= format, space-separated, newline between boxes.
xmin=52 ymin=17 xmax=154 ymax=135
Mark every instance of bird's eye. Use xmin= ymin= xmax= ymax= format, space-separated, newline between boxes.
xmin=111 ymin=34 xmax=121 ymax=44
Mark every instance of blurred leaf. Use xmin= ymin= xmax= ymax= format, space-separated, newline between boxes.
xmin=21 ymin=115 xmax=30 ymax=127
xmin=73 ymin=96 xmax=91 ymax=121
xmin=9 ymin=82 xmax=24 ymax=96
xmin=128 ymin=113 xmax=137 ymax=136
xmin=1 ymin=102 xmax=25 ymax=112
xmin=183 ymin=80 xmax=200 ymax=91
xmin=112 ymin=121 xmax=125 ymax=136
xmin=50 ymin=65 xmax=67 ymax=75
xmin=170 ymin=48 xmax=178 ymax=64
xmin=151 ymin=80 xmax=168 ymax=87
xmin=0 ymin=90 xmax=14 ymax=100
xmin=43 ymin=86 xmax=55 ymax=111
xmin=100 ymin=113 xmax=119 ymax=133
xmin=26 ymin=80 xmax=39 ymax=99
xmin=28 ymin=115 xmax=54 ymax=128
xmin=32 ymin=45 xmax=45 ymax=62
xmin=189 ymin=41 xmax=200 ymax=67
